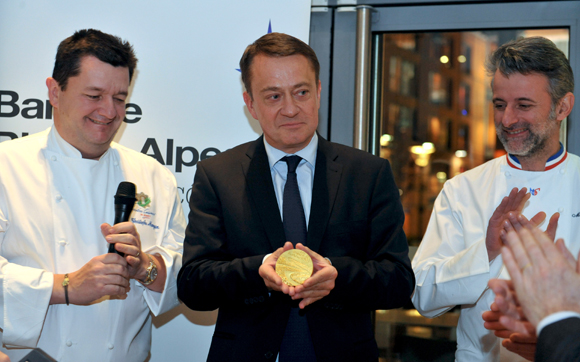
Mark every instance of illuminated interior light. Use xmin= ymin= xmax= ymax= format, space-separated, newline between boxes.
xmin=415 ymin=158 xmax=429 ymax=167
xmin=411 ymin=145 xmax=424 ymax=155
xmin=440 ymin=55 xmax=449 ymax=64
xmin=405 ymin=309 xmax=422 ymax=317
xmin=458 ymin=55 xmax=467 ymax=63
xmin=436 ymin=172 xmax=447 ymax=182
xmin=380 ymin=134 xmax=392 ymax=146
xmin=455 ymin=150 xmax=467 ymax=158
xmin=422 ymin=142 xmax=435 ymax=154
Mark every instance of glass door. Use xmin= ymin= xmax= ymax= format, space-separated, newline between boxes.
xmin=374 ymin=28 xmax=569 ymax=362
xmin=310 ymin=1 xmax=580 ymax=361
xmin=375 ymin=28 xmax=570 ymax=245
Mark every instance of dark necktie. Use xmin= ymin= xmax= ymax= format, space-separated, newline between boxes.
xmin=282 ymin=156 xmax=307 ymax=246
xmin=278 ymin=155 xmax=316 ymax=362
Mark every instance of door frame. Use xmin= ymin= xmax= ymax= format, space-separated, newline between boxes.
xmin=311 ymin=1 xmax=580 ymax=154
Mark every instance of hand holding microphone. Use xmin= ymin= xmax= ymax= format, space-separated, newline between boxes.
xmin=108 ymin=182 xmax=137 ymax=256
xmin=57 ymin=182 xmax=163 ymax=303
xmin=102 ymin=181 xmax=148 ymax=280
xmin=55 ymin=182 xmax=139 ymax=306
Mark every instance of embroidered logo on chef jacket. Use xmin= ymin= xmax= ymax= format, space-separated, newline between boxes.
xmin=529 ymin=188 xmax=540 ymax=196
xmin=136 ymin=192 xmax=151 ymax=208
xmin=131 ymin=192 xmax=159 ymax=230
xmin=573 ymin=212 xmax=580 ymax=218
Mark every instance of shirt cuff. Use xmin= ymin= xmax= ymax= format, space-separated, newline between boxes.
xmin=262 ymin=254 xmax=272 ymax=264
xmin=537 ymin=311 xmax=580 ymax=336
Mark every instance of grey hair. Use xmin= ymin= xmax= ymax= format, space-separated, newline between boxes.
xmin=485 ymin=36 xmax=574 ymax=106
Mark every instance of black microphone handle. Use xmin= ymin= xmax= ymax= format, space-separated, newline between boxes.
xmin=114 ymin=202 xmax=134 ymax=224
xmin=108 ymin=201 xmax=135 ymax=256
xmin=18 ymin=348 xmax=57 ymax=362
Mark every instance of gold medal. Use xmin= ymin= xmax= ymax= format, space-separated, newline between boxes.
xmin=275 ymin=249 xmax=313 ymax=286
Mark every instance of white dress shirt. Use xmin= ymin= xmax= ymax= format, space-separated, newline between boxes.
xmin=263 ymin=133 xmax=318 ymax=362
xmin=263 ymin=133 xmax=318 ymax=228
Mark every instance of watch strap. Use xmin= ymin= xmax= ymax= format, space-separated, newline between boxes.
xmin=62 ymin=273 xmax=70 ymax=306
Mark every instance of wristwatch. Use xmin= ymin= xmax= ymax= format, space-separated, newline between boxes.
xmin=140 ymin=254 xmax=158 ymax=285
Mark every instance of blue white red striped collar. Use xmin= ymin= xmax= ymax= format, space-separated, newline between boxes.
xmin=506 ymin=143 xmax=567 ymax=170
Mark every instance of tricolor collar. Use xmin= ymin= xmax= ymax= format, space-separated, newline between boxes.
xmin=506 ymin=143 xmax=567 ymax=171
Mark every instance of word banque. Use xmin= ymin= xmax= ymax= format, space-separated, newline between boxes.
xmin=1 ymin=90 xmax=221 ymax=173
xmin=0 ymin=90 xmax=142 ymax=123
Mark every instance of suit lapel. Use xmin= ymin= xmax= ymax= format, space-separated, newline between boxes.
xmin=242 ymin=137 xmax=287 ymax=250
xmin=306 ymin=137 xmax=342 ymax=252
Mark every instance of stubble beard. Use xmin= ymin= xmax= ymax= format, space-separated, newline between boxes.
xmin=497 ymin=108 xmax=559 ymax=158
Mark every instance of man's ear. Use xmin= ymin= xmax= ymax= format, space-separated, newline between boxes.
xmin=46 ymin=77 xmax=61 ymax=108
xmin=556 ymin=92 xmax=575 ymax=121
xmin=243 ymin=91 xmax=258 ymax=120
xmin=315 ymin=80 xmax=322 ymax=111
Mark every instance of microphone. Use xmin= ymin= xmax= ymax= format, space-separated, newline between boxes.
xmin=108 ymin=181 xmax=137 ymax=256
xmin=18 ymin=348 xmax=57 ymax=362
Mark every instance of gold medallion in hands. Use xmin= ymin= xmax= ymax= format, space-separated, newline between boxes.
xmin=275 ymin=249 xmax=314 ymax=286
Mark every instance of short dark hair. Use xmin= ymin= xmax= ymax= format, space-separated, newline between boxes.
xmin=486 ymin=36 xmax=574 ymax=106
xmin=52 ymin=29 xmax=138 ymax=90
xmin=239 ymin=32 xmax=320 ymax=97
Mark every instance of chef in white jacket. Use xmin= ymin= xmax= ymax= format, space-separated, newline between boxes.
xmin=412 ymin=36 xmax=577 ymax=362
xmin=0 ymin=29 xmax=185 ymax=362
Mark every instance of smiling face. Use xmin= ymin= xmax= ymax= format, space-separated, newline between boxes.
xmin=492 ymin=70 xmax=565 ymax=160
xmin=243 ymin=54 xmax=321 ymax=154
xmin=47 ymin=55 xmax=130 ymax=159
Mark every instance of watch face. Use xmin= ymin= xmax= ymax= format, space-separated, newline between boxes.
xmin=150 ymin=267 xmax=158 ymax=282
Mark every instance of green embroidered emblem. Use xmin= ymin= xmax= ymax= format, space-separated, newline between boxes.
xmin=136 ymin=192 xmax=151 ymax=208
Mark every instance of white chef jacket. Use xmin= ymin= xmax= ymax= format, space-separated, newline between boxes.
xmin=0 ymin=127 xmax=185 ymax=362
xmin=412 ymin=149 xmax=580 ymax=362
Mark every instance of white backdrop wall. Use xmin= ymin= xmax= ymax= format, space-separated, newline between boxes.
xmin=0 ymin=1 xmax=311 ymax=360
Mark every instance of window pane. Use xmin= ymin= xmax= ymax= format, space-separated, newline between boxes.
xmin=373 ymin=28 xmax=569 ymax=362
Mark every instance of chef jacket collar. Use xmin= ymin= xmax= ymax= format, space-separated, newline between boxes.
xmin=50 ymin=125 xmax=111 ymax=160
xmin=506 ymin=142 xmax=566 ymax=171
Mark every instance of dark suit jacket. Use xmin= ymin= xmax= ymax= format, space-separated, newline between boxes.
xmin=536 ymin=317 xmax=580 ymax=362
xmin=177 ymin=135 xmax=414 ymax=362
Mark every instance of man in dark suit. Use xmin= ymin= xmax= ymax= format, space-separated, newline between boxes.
xmin=488 ymin=214 xmax=580 ymax=362
xmin=536 ymin=318 xmax=580 ymax=362
xmin=177 ymin=32 xmax=414 ymax=362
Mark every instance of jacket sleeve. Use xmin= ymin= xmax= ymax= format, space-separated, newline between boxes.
xmin=177 ymin=162 xmax=270 ymax=311
xmin=411 ymin=180 xmax=503 ymax=318
xmin=0 ymin=208 xmax=53 ymax=348
xmin=322 ymin=159 xmax=415 ymax=311
xmin=536 ymin=317 xmax=580 ymax=362
xmin=138 ymin=183 xmax=185 ymax=316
